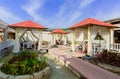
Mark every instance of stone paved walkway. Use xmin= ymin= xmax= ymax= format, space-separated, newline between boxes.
xmin=49 ymin=48 xmax=120 ymax=79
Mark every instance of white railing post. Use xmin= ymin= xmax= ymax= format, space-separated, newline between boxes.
xmin=116 ymin=44 xmax=118 ymax=51
xmin=110 ymin=43 xmax=120 ymax=53
xmin=0 ymin=43 xmax=1 ymax=51
xmin=119 ymin=44 xmax=120 ymax=52
xmin=93 ymin=44 xmax=96 ymax=56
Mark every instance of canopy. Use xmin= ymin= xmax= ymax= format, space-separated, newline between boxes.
xmin=9 ymin=20 xmax=46 ymax=29
xmin=69 ymin=18 xmax=116 ymax=29
xmin=52 ymin=28 xmax=68 ymax=34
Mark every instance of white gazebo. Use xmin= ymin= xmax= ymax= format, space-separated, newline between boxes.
xmin=51 ymin=28 xmax=68 ymax=45
xmin=9 ymin=20 xmax=46 ymax=53
xmin=69 ymin=18 xmax=117 ymax=56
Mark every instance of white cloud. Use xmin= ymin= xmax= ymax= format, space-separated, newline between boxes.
xmin=79 ymin=0 xmax=94 ymax=8
xmin=68 ymin=12 xmax=82 ymax=23
xmin=55 ymin=0 xmax=82 ymax=28
xmin=22 ymin=0 xmax=45 ymax=21
xmin=56 ymin=5 xmax=68 ymax=17
xmin=95 ymin=5 xmax=120 ymax=21
xmin=0 ymin=6 xmax=22 ymax=24
xmin=22 ymin=0 xmax=82 ymax=28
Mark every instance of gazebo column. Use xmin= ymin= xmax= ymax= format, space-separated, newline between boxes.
xmin=110 ymin=29 xmax=114 ymax=49
xmin=38 ymin=29 xmax=42 ymax=50
xmin=13 ymin=28 xmax=20 ymax=53
xmin=88 ymin=26 xmax=92 ymax=56
xmin=64 ymin=34 xmax=67 ymax=45
xmin=51 ymin=34 xmax=55 ymax=45
xmin=71 ymin=29 xmax=75 ymax=52
xmin=53 ymin=34 xmax=55 ymax=45
xmin=55 ymin=34 xmax=57 ymax=44
xmin=107 ymin=28 xmax=110 ymax=50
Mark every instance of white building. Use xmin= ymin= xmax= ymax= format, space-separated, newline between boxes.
xmin=105 ymin=18 xmax=120 ymax=52
xmin=0 ymin=19 xmax=14 ymax=54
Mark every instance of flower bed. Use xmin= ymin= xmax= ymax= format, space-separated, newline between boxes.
xmin=0 ymin=66 xmax=50 ymax=79
xmin=0 ymin=51 xmax=50 ymax=79
xmin=96 ymin=50 xmax=120 ymax=67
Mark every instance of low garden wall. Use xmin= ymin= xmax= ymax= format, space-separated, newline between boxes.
xmin=0 ymin=65 xmax=50 ymax=79
xmin=98 ymin=63 xmax=120 ymax=72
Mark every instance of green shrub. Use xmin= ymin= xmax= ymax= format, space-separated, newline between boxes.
xmin=1 ymin=51 xmax=48 ymax=75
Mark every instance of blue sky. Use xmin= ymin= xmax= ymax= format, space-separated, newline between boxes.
xmin=0 ymin=0 xmax=120 ymax=28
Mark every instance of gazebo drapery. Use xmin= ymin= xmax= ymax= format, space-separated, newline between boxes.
xmin=69 ymin=18 xmax=116 ymax=55
xmin=9 ymin=20 xmax=46 ymax=53
xmin=51 ymin=28 xmax=68 ymax=45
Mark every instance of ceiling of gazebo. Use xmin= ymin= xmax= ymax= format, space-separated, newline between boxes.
xmin=9 ymin=20 xmax=46 ymax=29
xmin=69 ymin=18 xmax=117 ymax=29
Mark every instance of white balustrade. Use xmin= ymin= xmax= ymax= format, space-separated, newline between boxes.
xmin=92 ymin=43 xmax=120 ymax=56
xmin=92 ymin=43 xmax=106 ymax=56
xmin=110 ymin=43 xmax=120 ymax=52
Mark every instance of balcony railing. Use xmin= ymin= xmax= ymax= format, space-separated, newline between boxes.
xmin=0 ymin=40 xmax=15 ymax=52
xmin=110 ymin=43 xmax=120 ymax=52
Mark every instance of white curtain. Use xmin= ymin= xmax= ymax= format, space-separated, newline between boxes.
xmin=91 ymin=26 xmax=98 ymax=42
xmin=18 ymin=28 xmax=40 ymax=42
xmin=99 ymin=27 xmax=108 ymax=43
xmin=91 ymin=26 xmax=107 ymax=43
xmin=18 ymin=28 xmax=27 ymax=38
xmin=74 ymin=28 xmax=87 ymax=42
xmin=74 ymin=29 xmax=81 ymax=41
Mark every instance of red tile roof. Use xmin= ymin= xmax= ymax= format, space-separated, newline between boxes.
xmin=52 ymin=28 xmax=68 ymax=34
xmin=9 ymin=20 xmax=46 ymax=29
xmin=69 ymin=18 xmax=116 ymax=29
